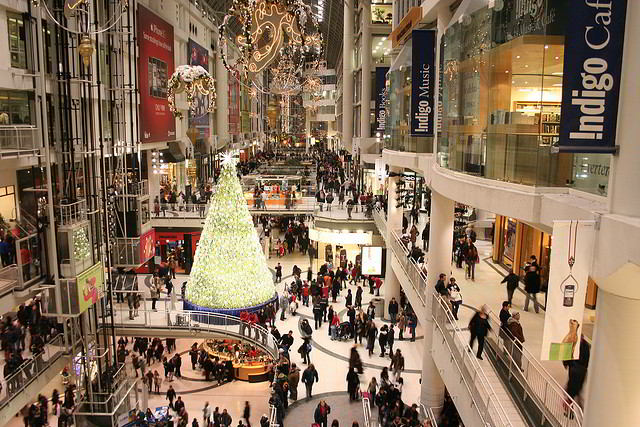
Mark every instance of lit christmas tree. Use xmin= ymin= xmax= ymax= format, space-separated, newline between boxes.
xmin=186 ymin=151 xmax=275 ymax=310
xmin=73 ymin=227 xmax=91 ymax=262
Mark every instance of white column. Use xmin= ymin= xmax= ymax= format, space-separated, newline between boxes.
xmin=584 ymin=289 xmax=640 ymax=426
xmin=342 ymin=0 xmax=354 ymax=152
xmin=384 ymin=167 xmax=403 ymax=315
xmin=305 ymin=109 xmax=311 ymax=154
xmin=433 ymin=5 xmax=452 ymax=153
xmin=361 ymin=0 xmax=372 ymax=140
xmin=421 ymin=190 xmax=454 ymax=409
xmin=584 ymin=1 xmax=640 ymax=424
xmin=216 ymin=49 xmax=229 ymax=150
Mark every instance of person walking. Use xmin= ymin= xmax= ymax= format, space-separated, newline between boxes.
xmin=464 ymin=239 xmax=479 ymax=281
xmin=346 ymin=368 xmax=360 ymax=401
xmin=355 ymin=286 xmax=363 ymax=309
xmin=243 ymin=401 xmax=251 ymax=427
xmin=378 ymin=325 xmax=388 ymax=357
xmin=388 ymin=298 xmax=398 ymax=324
xmin=275 ymin=263 xmax=282 ymax=283
xmin=166 ymin=385 xmax=176 ymax=409
xmin=468 ymin=305 xmax=492 ymax=360
xmin=422 ymin=223 xmax=430 ymax=251
xmin=390 ymin=349 xmax=405 ymax=383
xmin=523 ymin=257 xmax=541 ymax=313
xmin=499 ymin=301 xmax=512 ymax=342
xmin=288 ymin=363 xmax=300 ymax=400
xmin=203 ymin=402 xmax=212 ymax=427
xmin=447 ymin=278 xmax=462 ymax=320
xmin=387 ymin=325 xmax=395 ymax=356
xmin=366 ymin=322 xmax=378 ymax=357
xmin=302 ymin=363 xmax=319 ymax=399
xmin=367 ymin=377 xmax=378 ymax=405
xmin=313 ymin=401 xmax=331 ymax=427
xmin=507 ymin=312 xmax=525 ymax=369
xmin=501 ymin=271 xmax=520 ymax=306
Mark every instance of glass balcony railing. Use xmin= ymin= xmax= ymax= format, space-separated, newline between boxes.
xmin=0 ymin=125 xmax=38 ymax=153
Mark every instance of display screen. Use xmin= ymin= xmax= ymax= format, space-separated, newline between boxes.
xmin=361 ymin=246 xmax=382 ymax=276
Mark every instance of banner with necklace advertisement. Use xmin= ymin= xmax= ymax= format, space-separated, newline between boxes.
xmin=188 ymin=39 xmax=210 ymax=141
xmin=541 ymin=220 xmax=595 ymax=361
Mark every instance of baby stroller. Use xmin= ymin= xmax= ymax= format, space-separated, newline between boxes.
xmin=338 ymin=322 xmax=353 ymax=341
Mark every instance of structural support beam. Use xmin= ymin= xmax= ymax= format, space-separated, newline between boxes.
xmin=421 ymin=190 xmax=453 ymax=409
xmin=342 ymin=0 xmax=354 ymax=152
xmin=360 ymin=0 xmax=372 ymax=141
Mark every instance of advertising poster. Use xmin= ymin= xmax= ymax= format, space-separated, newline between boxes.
xmin=188 ymin=39 xmax=210 ymax=141
xmin=361 ymin=246 xmax=383 ymax=276
xmin=541 ymin=220 xmax=595 ymax=361
xmin=558 ymin=0 xmax=627 ymax=153
xmin=374 ymin=67 xmax=389 ymax=134
xmin=138 ymin=5 xmax=175 ymax=144
xmin=77 ymin=262 xmax=104 ymax=314
xmin=410 ymin=30 xmax=436 ymax=137
xmin=139 ymin=229 xmax=156 ymax=264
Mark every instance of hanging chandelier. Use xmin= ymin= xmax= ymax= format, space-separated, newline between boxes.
xmin=167 ymin=65 xmax=216 ymax=119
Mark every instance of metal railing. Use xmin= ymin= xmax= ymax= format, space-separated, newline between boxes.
xmin=363 ymin=397 xmax=374 ymax=427
xmin=0 ymin=334 xmax=66 ymax=410
xmin=268 ymin=403 xmax=279 ymax=427
xmin=74 ymin=364 xmax=134 ymax=415
xmin=0 ymin=264 xmax=18 ymax=295
xmin=313 ymin=200 xmax=374 ymax=220
xmin=154 ymin=203 xmax=210 ymax=219
xmin=110 ymin=237 xmax=143 ymax=267
xmin=486 ymin=312 xmax=583 ymax=426
xmin=58 ymin=199 xmax=87 ymax=226
xmin=372 ymin=206 xmax=387 ymax=240
xmin=432 ymin=293 xmax=514 ymax=426
xmin=420 ymin=403 xmax=440 ymax=426
xmin=105 ymin=306 xmax=280 ymax=360
xmin=388 ymin=229 xmax=427 ymax=306
xmin=130 ymin=180 xmax=149 ymax=196
xmin=0 ymin=125 xmax=38 ymax=152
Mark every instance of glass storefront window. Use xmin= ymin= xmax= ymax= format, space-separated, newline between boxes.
xmin=438 ymin=0 xmax=609 ymax=196
xmin=0 ymin=90 xmax=34 ymax=125
xmin=8 ymin=13 xmax=27 ymax=69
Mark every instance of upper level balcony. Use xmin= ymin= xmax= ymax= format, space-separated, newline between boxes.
xmin=0 ymin=125 xmax=39 ymax=158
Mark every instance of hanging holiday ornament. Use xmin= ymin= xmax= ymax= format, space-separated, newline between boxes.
xmin=167 ymin=65 xmax=216 ymax=119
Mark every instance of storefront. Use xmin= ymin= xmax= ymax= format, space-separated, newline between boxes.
xmin=308 ymin=227 xmax=385 ymax=275
xmin=437 ymin=0 xmax=610 ymax=197
xmin=492 ymin=215 xmax=551 ymax=288
xmin=138 ymin=229 xmax=202 ymax=274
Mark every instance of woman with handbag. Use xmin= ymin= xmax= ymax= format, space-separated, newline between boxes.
xmin=313 ymin=400 xmax=331 ymax=427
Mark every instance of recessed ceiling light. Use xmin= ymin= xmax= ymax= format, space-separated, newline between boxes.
xmin=516 ymin=55 xmax=520 ymax=59
xmin=552 ymin=72 xmax=563 ymax=75
xmin=544 ymin=45 xmax=549 ymax=49
xmin=555 ymin=56 xmax=559 ymax=60
xmin=505 ymin=70 xmax=509 ymax=73
xmin=524 ymin=64 xmax=529 ymax=68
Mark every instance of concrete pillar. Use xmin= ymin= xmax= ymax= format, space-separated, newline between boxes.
xmin=342 ymin=0 xmax=354 ymax=152
xmin=361 ymin=0 xmax=372 ymax=140
xmin=584 ymin=289 xmax=640 ymax=426
xmin=421 ymin=190 xmax=454 ymax=409
xmin=215 ymin=48 xmax=229 ymax=150
xmin=384 ymin=167 xmax=403 ymax=316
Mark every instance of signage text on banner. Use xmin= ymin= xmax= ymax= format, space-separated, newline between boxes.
xmin=374 ymin=67 xmax=389 ymax=134
xmin=558 ymin=0 xmax=628 ymax=153
xmin=410 ymin=30 xmax=436 ymax=137
xmin=541 ymin=220 xmax=595 ymax=361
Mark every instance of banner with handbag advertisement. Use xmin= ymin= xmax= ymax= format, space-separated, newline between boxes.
xmin=541 ymin=220 xmax=595 ymax=361
xmin=410 ymin=29 xmax=435 ymax=137
xmin=558 ymin=0 xmax=627 ymax=153
xmin=188 ymin=39 xmax=210 ymax=141
xmin=77 ymin=262 xmax=104 ymax=314
xmin=138 ymin=5 xmax=175 ymax=144
xmin=374 ymin=67 xmax=389 ymax=134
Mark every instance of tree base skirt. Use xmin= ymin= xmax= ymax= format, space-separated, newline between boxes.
xmin=183 ymin=293 xmax=279 ymax=325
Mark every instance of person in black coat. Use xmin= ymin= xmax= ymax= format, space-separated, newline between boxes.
xmin=468 ymin=306 xmax=491 ymax=360
xmin=345 ymin=289 xmax=353 ymax=307
xmin=501 ymin=271 xmax=520 ymax=306
xmin=346 ymin=368 xmax=360 ymax=401
xmin=435 ymin=273 xmax=448 ymax=297
xmin=523 ymin=257 xmax=541 ymax=313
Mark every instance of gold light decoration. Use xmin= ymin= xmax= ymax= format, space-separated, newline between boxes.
xmin=167 ymin=65 xmax=216 ymax=119
xmin=186 ymin=127 xmax=199 ymax=143
xmin=219 ymin=0 xmax=323 ymax=95
xmin=78 ymin=35 xmax=94 ymax=66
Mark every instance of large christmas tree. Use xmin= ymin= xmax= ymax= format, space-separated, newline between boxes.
xmin=186 ymin=153 xmax=275 ymax=309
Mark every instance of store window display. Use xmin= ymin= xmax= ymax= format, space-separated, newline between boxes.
xmin=437 ymin=0 xmax=610 ymax=196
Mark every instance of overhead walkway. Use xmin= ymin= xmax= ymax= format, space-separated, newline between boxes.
xmin=99 ymin=306 xmax=280 ymax=360
xmin=378 ymin=210 xmax=583 ymax=427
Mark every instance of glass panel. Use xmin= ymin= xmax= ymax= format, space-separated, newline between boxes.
xmin=7 ymin=13 xmax=27 ymax=69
